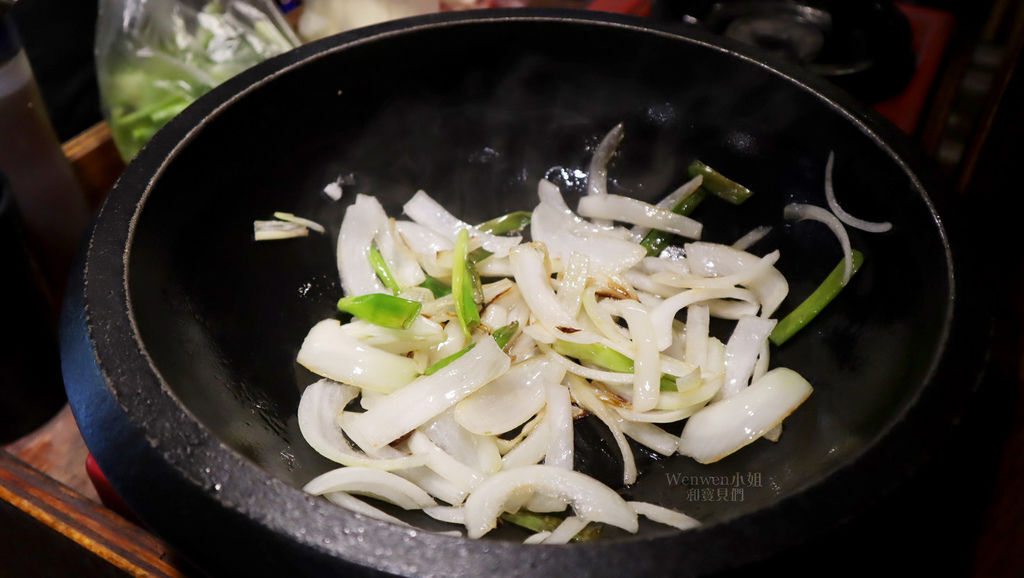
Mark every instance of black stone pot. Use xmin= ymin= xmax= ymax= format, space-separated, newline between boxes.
xmin=60 ymin=9 xmax=988 ymax=577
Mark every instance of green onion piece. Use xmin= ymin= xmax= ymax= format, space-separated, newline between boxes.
xmin=336 ymin=293 xmax=421 ymax=329
xmin=468 ymin=247 xmax=493 ymax=265
xmin=500 ymin=511 xmax=602 ymax=542
xmin=492 ymin=321 xmax=519 ymax=350
xmin=687 ymin=160 xmax=753 ymax=205
xmin=501 ymin=511 xmax=557 ymax=533
xmin=769 ymin=250 xmax=865 ymax=346
xmin=659 ymin=374 xmax=679 ymax=392
xmin=419 ymin=274 xmax=451 ymax=298
xmin=477 ymin=211 xmax=532 ymax=235
xmin=368 ymin=245 xmax=401 ymax=294
xmin=553 ymin=340 xmax=633 ymax=372
xmin=452 ymin=229 xmax=481 ymax=338
xmin=553 ymin=340 xmax=679 ymax=391
xmin=423 ymin=343 xmax=476 ymax=376
xmin=640 ymin=188 xmax=708 ymax=256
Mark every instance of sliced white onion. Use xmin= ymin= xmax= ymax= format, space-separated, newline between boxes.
xmin=423 ymin=505 xmax=465 ymax=524
xmin=567 ymin=376 xmax=637 ymax=486
xmin=375 ymin=219 xmax=426 ymax=289
xmin=731 ymin=225 xmax=772 ymax=251
xmin=408 ymin=431 xmax=488 ymax=492
xmin=542 ymin=516 xmax=589 ymax=544
xmin=394 ymin=220 xmax=454 ymax=255
xmin=531 ymin=182 xmax=645 ymax=273
xmin=824 ymin=151 xmax=893 ymax=233
xmin=543 ymin=383 xmax=574 ymax=469
xmin=323 ymin=180 xmax=343 ymax=201
xmin=524 ymin=531 xmax=552 ymax=544
xmin=297 ymin=319 xmax=420 ymax=393
xmin=500 ymin=411 xmax=550 ymax=469
xmin=337 ymin=194 xmax=388 ymax=296
xmin=631 ymin=175 xmax=703 ymax=241
xmin=338 ymin=316 xmax=446 ymax=355
xmin=324 ymin=492 xmax=411 ymax=527
xmin=455 ymin=355 xmax=558 ymax=436
xmin=615 ymin=404 xmax=704 ymax=424
xmin=395 ymin=466 xmax=467 ymax=506
xmin=462 ymin=465 xmax=638 ymax=538
xmin=587 ymin=123 xmax=624 ymax=200
xmin=581 ymin=288 xmax=632 ymax=349
xmin=509 ymin=243 xmax=580 ymax=332
xmin=403 ymin=190 xmax=521 ymax=257
xmin=685 ymin=304 xmax=710 ymax=368
xmin=303 ymin=467 xmax=437 ymax=510
xmin=297 ymin=379 xmax=425 ymax=470
xmin=605 ymin=299 xmax=661 ymax=413
xmin=578 ymin=194 xmax=703 ymax=240
xmin=721 ymin=316 xmax=777 ymax=399
xmin=341 ymin=337 xmax=510 ymax=450
xmin=650 ymin=287 xmax=759 ymax=351
xmin=784 ymin=203 xmax=854 ymax=284
xmin=423 ymin=410 xmax=502 ymax=475
xmin=556 ymin=253 xmax=590 ymax=318
xmin=629 ymin=501 xmax=700 ymax=531
xmin=495 ymin=412 xmax=544 ymax=456
xmin=678 ymin=367 xmax=812 ymax=464
xmin=683 ymin=242 xmax=788 ymax=318
xmin=619 ymin=422 xmax=678 ymax=456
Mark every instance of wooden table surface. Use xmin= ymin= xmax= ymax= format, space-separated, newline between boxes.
xmin=2 ymin=1 xmax=1022 ymax=576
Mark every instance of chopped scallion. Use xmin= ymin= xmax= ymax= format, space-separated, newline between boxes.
xmin=492 ymin=321 xmax=519 ymax=350
xmin=452 ymin=229 xmax=482 ymax=338
xmin=368 ymin=246 xmax=401 ymax=294
xmin=500 ymin=511 xmax=602 ymax=542
xmin=640 ymin=188 xmax=707 ymax=256
xmin=423 ymin=343 xmax=476 ymax=376
xmin=419 ymin=274 xmax=451 ymax=298
xmin=769 ymin=250 xmax=864 ymax=346
xmin=553 ymin=340 xmax=678 ymax=391
xmin=687 ymin=160 xmax=753 ymax=205
xmin=477 ymin=211 xmax=532 ymax=235
xmin=336 ymin=293 xmax=421 ymax=329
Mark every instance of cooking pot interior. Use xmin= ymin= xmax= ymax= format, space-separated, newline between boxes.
xmin=125 ymin=17 xmax=951 ymax=536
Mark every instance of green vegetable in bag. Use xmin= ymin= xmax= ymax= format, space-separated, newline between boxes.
xmin=95 ymin=0 xmax=299 ymax=160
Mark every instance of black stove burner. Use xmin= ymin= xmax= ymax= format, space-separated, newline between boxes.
xmin=654 ymin=0 xmax=916 ymax=103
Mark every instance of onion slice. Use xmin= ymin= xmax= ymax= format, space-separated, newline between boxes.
xmin=297 ymin=379 xmax=425 ymax=470
xmin=587 ymin=123 xmax=624 ymax=199
xmin=678 ymin=367 xmax=812 ymax=463
xmin=297 ymin=319 xmax=420 ymax=393
xmin=629 ymin=501 xmax=700 ymax=530
xmin=577 ymin=194 xmax=702 ymax=240
xmin=337 ymin=194 xmax=388 ymax=296
xmin=783 ymin=203 xmax=854 ymax=284
xmin=303 ymin=467 xmax=437 ymax=510
xmin=342 ymin=336 xmax=510 ymax=450
xmin=462 ymin=465 xmax=638 ymax=538
xmin=824 ymin=151 xmax=893 ymax=233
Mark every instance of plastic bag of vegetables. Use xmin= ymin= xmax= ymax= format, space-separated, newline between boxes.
xmin=95 ymin=0 xmax=299 ymax=161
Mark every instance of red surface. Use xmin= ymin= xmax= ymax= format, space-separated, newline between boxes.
xmin=876 ymin=3 xmax=955 ymax=134
xmin=587 ymin=0 xmax=651 ymax=17
xmin=86 ymin=453 xmax=140 ymax=523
